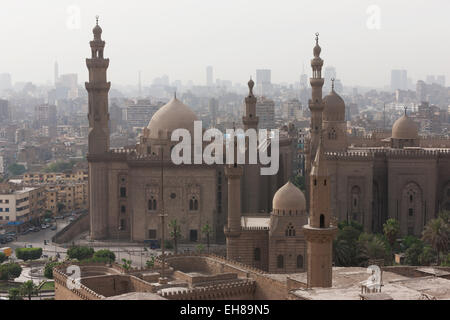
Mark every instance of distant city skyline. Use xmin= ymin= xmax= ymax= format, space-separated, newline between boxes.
xmin=0 ymin=0 xmax=449 ymax=87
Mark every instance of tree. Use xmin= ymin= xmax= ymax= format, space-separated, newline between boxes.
xmin=383 ymin=218 xmax=400 ymax=248
xmin=422 ymin=216 xmax=449 ymax=265
xmin=93 ymin=249 xmax=116 ymax=263
xmin=67 ymin=246 xmax=94 ymax=261
xmin=333 ymin=220 xmax=367 ymax=266
xmin=8 ymin=288 xmax=23 ymax=300
xmin=0 ymin=263 xmax=22 ymax=280
xmin=57 ymin=202 xmax=66 ymax=214
xmin=121 ymin=259 xmax=132 ymax=271
xmin=405 ymin=241 xmax=424 ymax=266
xmin=202 ymin=223 xmax=213 ymax=253
xmin=15 ymin=248 xmax=42 ymax=261
xmin=44 ymin=262 xmax=62 ymax=279
xmin=20 ymin=280 xmax=37 ymax=300
xmin=0 ymin=252 xmax=6 ymax=263
xmin=168 ymin=219 xmax=181 ymax=254
xmin=146 ymin=255 xmax=155 ymax=269
xmin=7 ymin=163 xmax=26 ymax=176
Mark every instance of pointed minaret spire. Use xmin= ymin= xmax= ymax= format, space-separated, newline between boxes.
xmin=331 ymin=78 xmax=335 ymax=91
xmin=96 ymin=15 xmax=99 ymax=25
xmin=242 ymin=77 xmax=258 ymax=130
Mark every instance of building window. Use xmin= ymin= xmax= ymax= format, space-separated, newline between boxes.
xmin=121 ymin=205 xmax=126 ymax=214
xmin=285 ymin=223 xmax=296 ymax=237
xmin=170 ymin=193 xmax=176 ymax=199
xmin=297 ymin=255 xmax=304 ymax=268
xmin=189 ymin=197 xmax=199 ymax=211
xmin=324 ymin=179 xmax=327 ymax=186
xmin=314 ymin=179 xmax=317 ymax=186
xmin=277 ymin=255 xmax=284 ymax=269
xmin=120 ymin=187 xmax=127 ymax=198
xmin=148 ymin=197 xmax=157 ymax=211
xmin=189 ymin=230 xmax=198 ymax=242
xmin=408 ymin=208 xmax=414 ymax=217
xmin=120 ymin=219 xmax=126 ymax=230
xmin=148 ymin=229 xmax=157 ymax=239
xmin=254 ymin=248 xmax=261 ymax=262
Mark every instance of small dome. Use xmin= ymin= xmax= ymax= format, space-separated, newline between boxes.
xmin=147 ymin=97 xmax=198 ymax=140
xmin=313 ymin=44 xmax=321 ymax=57
xmin=392 ymin=114 xmax=419 ymax=140
xmin=323 ymin=89 xmax=345 ymax=121
xmin=273 ymin=181 xmax=306 ymax=212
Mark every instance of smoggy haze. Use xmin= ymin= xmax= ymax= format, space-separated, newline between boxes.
xmin=0 ymin=0 xmax=449 ymax=87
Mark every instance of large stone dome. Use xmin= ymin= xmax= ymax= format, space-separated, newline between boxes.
xmin=323 ymin=89 xmax=345 ymax=121
xmin=272 ymin=181 xmax=306 ymax=213
xmin=147 ymin=97 xmax=198 ymax=140
xmin=392 ymin=114 xmax=418 ymax=140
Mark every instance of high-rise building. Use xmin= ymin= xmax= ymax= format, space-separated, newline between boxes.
xmin=208 ymin=98 xmax=218 ymax=127
xmin=206 ymin=66 xmax=213 ymax=87
xmin=391 ymin=69 xmax=408 ymax=91
xmin=256 ymin=97 xmax=275 ymax=130
xmin=0 ymin=100 xmax=10 ymax=123
xmin=35 ymin=104 xmax=57 ymax=138
xmin=0 ymin=73 xmax=12 ymax=93
xmin=126 ymin=100 xmax=160 ymax=129
xmin=436 ymin=75 xmax=446 ymax=87
xmin=54 ymin=61 xmax=59 ymax=85
xmin=256 ymin=69 xmax=272 ymax=96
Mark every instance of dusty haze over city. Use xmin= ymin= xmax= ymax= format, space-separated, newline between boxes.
xmin=0 ymin=0 xmax=449 ymax=87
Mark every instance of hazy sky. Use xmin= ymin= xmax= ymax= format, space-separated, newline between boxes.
xmin=0 ymin=0 xmax=449 ymax=88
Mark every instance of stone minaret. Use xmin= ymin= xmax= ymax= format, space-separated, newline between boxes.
xmin=306 ymin=33 xmax=324 ymax=172
xmin=86 ymin=16 xmax=110 ymax=154
xmin=242 ymin=78 xmax=258 ymax=131
xmin=303 ymin=136 xmax=337 ymax=288
xmin=86 ymin=17 xmax=111 ymax=240
xmin=224 ymin=157 xmax=243 ymax=260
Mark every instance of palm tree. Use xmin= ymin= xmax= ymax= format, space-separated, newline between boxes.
xmin=422 ymin=217 xmax=449 ymax=265
xmin=383 ymin=218 xmax=400 ymax=249
xmin=20 ymin=280 xmax=37 ymax=300
xmin=168 ymin=219 xmax=181 ymax=254
xmin=8 ymin=288 xmax=22 ymax=300
xmin=202 ymin=223 xmax=213 ymax=253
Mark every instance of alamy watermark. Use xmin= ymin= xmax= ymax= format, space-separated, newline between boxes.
xmin=170 ymin=121 xmax=279 ymax=176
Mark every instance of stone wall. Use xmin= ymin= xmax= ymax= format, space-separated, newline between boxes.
xmin=52 ymin=212 xmax=89 ymax=244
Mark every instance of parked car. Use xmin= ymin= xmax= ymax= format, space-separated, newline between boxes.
xmin=55 ymin=216 xmax=63 ymax=220
xmin=50 ymin=226 xmax=57 ymax=231
xmin=69 ymin=217 xmax=75 ymax=222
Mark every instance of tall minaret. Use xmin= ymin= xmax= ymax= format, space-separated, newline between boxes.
xmin=303 ymin=135 xmax=337 ymax=288
xmin=308 ymin=33 xmax=325 ymax=167
xmin=242 ymin=78 xmax=258 ymax=131
xmin=86 ymin=17 xmax=110 ymax=240
xmin=86 ymin=16 xmax=111 ymax=155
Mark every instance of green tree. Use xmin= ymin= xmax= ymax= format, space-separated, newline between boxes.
xmin=121 ymin=259 xmax=132 ymax=271
xmin=419 ymin=245 xmax=436 ymax=266
xmin=67 ymin=246 xmax=94 ymax=261
xmin=196 ymin=244 xmax=205 ymax=253
xmin=44 ymin=262 xmax=62 ymax=279
xmin=146 ymin=256 xmax=156 ymax=269
xmin=93 ymin=249 xmax=116 ymax=263
xmin=202 ymin=223 xmax=213 ymax=253
xmin=15 ymin=248 xmax=42 ymax=261
xmin=383 ymin=218 xmax=400 ymax=249
xmin=0 ymin=263 xmax=22 ymax=280
xmin=168 ymin=219 xmax=181 ymax=254
xmin=20 ymin=280 xmax=37 ymax=300
xmin=422 ymin=216 xmax=449 ymax=265
xmin=441 ymin=253 xmax=450 ymax=267
xmin=8 ymin=288 xmax=23 ymax=300
xmin=7 ymin=163 xmax=26 ymax=176
xmin=333 ymin=220 xmax=367 ymax=266
xmin=0 ymin=252 xmax=6 ymax=263
xmin=57 ymin=202 xmax=66 ymax=214
xmin=405 ymin=241 xmax=424 ymax=265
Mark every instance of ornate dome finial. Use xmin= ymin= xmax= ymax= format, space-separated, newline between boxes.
xmin=93 ymin=15 xmax=102 ymax=40
xmin=313 ymin=32 xmax=321 ymax=58
xmin=96 ymin=15 xmax=99 ymax=25
xmin=248 ymin=77 xmax=254 ymax=96
xmin=331 ymin=78 xmax=335 ymax=91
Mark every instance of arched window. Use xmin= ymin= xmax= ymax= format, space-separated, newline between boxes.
xmin=148 ymin=196 xmax=157 ymax=211
xmin=328 ymin=128 xmax=337 ymax=140
xmin=285 ymin=223 xmax=296 ymax=237
xmin=189 ymin=197 xmax=199 ymax=211
xmin=277 ymin=255 xmax=284 ymax=269
xmin=254 ymin=248 xmax=261 ymax=262
xmin=320 ymin=214 xmax=325 ymax=228
xmin=297 ymin=255 xmax=304 ymax=268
